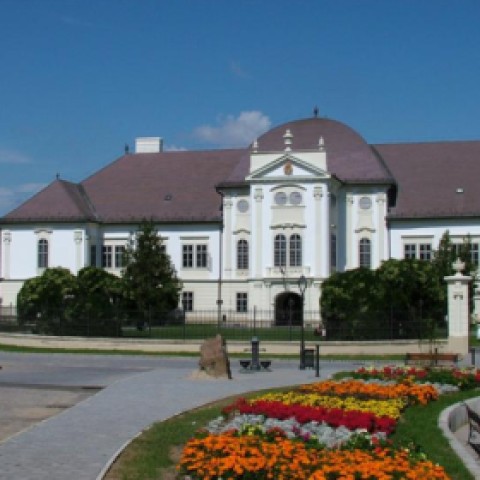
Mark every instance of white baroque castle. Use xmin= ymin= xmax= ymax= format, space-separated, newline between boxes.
xmin=2 ymin=115 xmax=480 ymax=324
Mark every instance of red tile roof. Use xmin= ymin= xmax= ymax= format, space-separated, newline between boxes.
xmin=374 ymin=141 xmax=480 ymax=219
xmin=2 ymin=117 xmax=480 ymax=224
xmin=80 ymin=149 xmax=244 ymax=223
xmin=3 ymin=180 xmax=97 ymax=222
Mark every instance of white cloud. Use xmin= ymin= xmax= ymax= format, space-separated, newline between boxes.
xmin=193 ymin=111 xmax=271 ymax=147
xmin=0 ymin=183 xmax=46 ymax=216
xmin=0 ymin=148 xmax=31 ymax=164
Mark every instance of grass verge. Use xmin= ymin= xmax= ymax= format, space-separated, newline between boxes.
xmin=0 ymin=343 xmax=405 ymax=361
xmin=391 ymin=389 xmax=478 ymax=480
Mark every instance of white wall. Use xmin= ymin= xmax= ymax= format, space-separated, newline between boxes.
xmin=389 ymin=218 xmax=480 ymax=260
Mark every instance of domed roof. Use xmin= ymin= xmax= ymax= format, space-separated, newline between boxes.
xmin=256 ymin=117 xmax=393 ymax=183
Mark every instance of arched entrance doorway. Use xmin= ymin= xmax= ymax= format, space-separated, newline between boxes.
xmin=274 ymin=292 xmax=302 ymax=326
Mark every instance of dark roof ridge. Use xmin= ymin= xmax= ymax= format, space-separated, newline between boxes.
xmin=369 ymin=146 xmax=396 ymax=184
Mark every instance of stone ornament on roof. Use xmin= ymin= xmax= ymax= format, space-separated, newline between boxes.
xmin=283 ymin=129 xmax=293 ymax=151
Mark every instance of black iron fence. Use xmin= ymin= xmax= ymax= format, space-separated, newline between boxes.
xmin=0 ymin=306 xmax=448 ymax=342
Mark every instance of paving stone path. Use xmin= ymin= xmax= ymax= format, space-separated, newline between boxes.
xmin=0 ymin=353 xmax=357 ymax=480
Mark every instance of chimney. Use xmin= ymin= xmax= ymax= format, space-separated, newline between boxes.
xmin=135 ymin=137 xmax=163 ymax=153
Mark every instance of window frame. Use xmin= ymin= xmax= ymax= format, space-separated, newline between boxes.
xmin=182 ymin=291 xmax=194 ymax=311
xmin=236 ymin=292 xmax=248 ymax=313
xmin=37 ymin=238 xmax=49 ymax=269
xmin=274 ymin=234 xmax=287 ymax=267
xmin=289 ymin=234 xmax=302 ymax=267
xmin=237 ymin=239 xmax=249 ymax=270
xmin=102 ymin=245 xmax=113 ymax=268
xmin=359 ymin=238 xmax=371 ymax=268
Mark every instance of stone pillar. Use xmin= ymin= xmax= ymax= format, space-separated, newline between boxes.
xmin=254 ymin=188 xmax=263 ymax=278
xmin=445 ymin=259 xmax=471 ymax=356
xmin=74 ymin=231 xmax=83 ymax=273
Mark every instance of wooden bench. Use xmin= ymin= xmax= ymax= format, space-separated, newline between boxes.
xmin=405 ymin=352 xmax=459 ymax=366
xmin=464 ymin=403 xmax=480 ymax=455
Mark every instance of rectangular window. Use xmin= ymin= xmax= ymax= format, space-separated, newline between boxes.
xmin=196 ymin=244 xmax=208 ymax=268
xmin=90 ymin=245 xmax=97 ymax=267
xmin=274 ymin=234 xmax=287 ymax=267
xmin=182 ymin=244 xmax=208 ymax=268
xmin=182 ymin=291 xmax=193 ymax=311
xmin=38 ymin=239 xmax=49 ymax=269
xmin=452 ymin=244 xmax=462 ymax=259
xmin=419 ymin=243 xmax=432 ymax=261
xmin=115 ymin=246 xmax=125 ymax=268
xmin=182 ymin=245 xmax=193 ymax=268
xmin=330 ymin=234 xmax=337 ymax=271
xmin=452 ymin=242 xmax=480 ymax=266
xmin=236 ymin=293 xmax=248 ymax=313
xmin=472 ymin=243 xmax=479 ymax=266
xmin=102 ymin=246 xmax=112 ymax=268
xmin=289 ymin=234 xmax=302 ymax=267
xmin=404 ymin=244 xmax=417 ymax=259
xmin=359 ymin=238 xmax=371 ymax=268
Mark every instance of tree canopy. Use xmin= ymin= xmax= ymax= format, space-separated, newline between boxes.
xmin=121 ymin=220 xmax=182 ymax=320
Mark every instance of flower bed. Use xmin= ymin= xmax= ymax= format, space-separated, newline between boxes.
xmin=177 ymin=367 xmax=478 ymax=479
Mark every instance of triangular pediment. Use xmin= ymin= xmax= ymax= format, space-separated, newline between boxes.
xmin=246 ymin=153 xmax=329 ymax=181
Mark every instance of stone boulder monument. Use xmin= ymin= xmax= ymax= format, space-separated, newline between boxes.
xmin=198 ymin=334 xmax=232 ymax=379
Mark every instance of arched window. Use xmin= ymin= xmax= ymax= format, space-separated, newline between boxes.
xmin=237 ymin=239 xmax=249 ymax=270
xmin=359 ymin=238 xmax=371 ymax=268
xmin=274 ymin=234 xmax=287 ymax=267
xmin=38 ymin=239 xmax=49 ymax=269
xmin=289 ymin=234 xmax=302 ymax=267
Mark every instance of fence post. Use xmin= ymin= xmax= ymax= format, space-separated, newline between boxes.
xmin=183 ymin=304 xmax=186 ymax=341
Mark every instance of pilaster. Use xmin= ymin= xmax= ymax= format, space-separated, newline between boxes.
xmin=223 ymin=197 xmax=233 ymax=279
xmin=2 ymin=231 xmax=11 ymax=279
xmin=254 ymin=188 xmax=264 ymax=278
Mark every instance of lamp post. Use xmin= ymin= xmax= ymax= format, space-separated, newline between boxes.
xmin=298 ymin=275 xmax=307 ymax=370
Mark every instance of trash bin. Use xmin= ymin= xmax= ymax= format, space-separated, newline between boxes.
xmin=303 ymin=348 xmax=315 ymax=369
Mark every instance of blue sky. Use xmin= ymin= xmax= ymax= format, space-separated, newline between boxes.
xmin=1 ymin=0 xmax=480 ymax=215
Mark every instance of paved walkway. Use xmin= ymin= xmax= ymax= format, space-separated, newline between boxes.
xmin=0 ymin=349 xmax=478 ymax=480
xmin=0 ymin=355 xmax=357 ymax=480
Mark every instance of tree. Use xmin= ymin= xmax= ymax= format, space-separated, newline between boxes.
xmin=432 ymin=230 xmax=476 ymax=313
xmin=320 ymin=259 xmax=445 ymax=341
xmin=376 ymin=259 xmax=445 ymax=341
xmin=69 ymin=267 xmax=123 ymax=336
xmin=17 ymin=267 xmax=76 ymax=334
xmin=321 ymin=268 xmax=379 ymax=340
xmin=121 ymin=220 xmax=182 ymax=326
